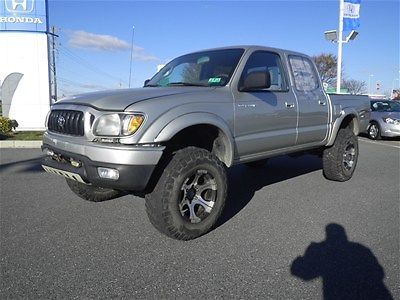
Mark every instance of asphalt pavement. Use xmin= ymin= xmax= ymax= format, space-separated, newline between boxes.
xmin=1 ymin=137 xmax=399 ymax=299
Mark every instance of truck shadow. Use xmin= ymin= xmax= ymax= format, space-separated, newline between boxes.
xmin=217 ymin=154 xmax=322 ymax=227
xmin=0 ymin=156 xmax=45 ymax=173
xmin=291 ymin=223 xmax=393 ymax=299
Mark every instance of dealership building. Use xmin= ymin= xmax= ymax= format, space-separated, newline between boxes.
xmin=0 ymin=0 xmax=51 ymax=130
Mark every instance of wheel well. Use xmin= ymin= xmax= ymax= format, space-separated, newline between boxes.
xmin=340 ymin=114 xmax=359 ymax=135
xmin=162 ymin=124 xmax=231 ymax=166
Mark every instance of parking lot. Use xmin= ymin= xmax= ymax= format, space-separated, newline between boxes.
xmin=0 ymin=137 xmax=399 ymax=299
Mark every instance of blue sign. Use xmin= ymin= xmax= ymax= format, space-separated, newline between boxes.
xmin=343 ymin=0 xmax=361 ymax=31
xmin=0 ymin=0 xmax=48 ymax=32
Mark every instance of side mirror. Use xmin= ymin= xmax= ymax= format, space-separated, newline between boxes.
xmin=143 ymin=79 xmax=151 ymax=87
xmin=240 ymin=71 xmax=271 ymax=92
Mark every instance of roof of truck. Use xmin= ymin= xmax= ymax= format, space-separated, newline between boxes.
xmin=185 ymin=45 xmax=310 ymax=59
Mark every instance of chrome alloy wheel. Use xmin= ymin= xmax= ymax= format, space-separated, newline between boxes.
xmin=369 ymin=124 xmax=378 ymax=139
xmin=343 ymin=142 xmax=356 ymax=171
xmin=179 ymin=169 xmax=217 ymax=223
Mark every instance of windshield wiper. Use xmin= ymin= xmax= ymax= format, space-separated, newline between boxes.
xmin=144 ymin=84 xmax=160 ymax=87
xmin=167 ymin=82 xmax=209 ymax=87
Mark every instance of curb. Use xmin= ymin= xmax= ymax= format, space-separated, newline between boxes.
xmin=0 ymin=141 xmax=42 ymax=149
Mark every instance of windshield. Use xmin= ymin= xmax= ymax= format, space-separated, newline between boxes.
xmin=146 ymin=49 xmax=244 ymax=87
xmin=371 ymin=101 xmax=400 ymax=112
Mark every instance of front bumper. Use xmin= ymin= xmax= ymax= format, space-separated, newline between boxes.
xmin=380 ymin=122 xmax=400 ymax=138
xmin=41 ymin=133 xmax=165 ymax=192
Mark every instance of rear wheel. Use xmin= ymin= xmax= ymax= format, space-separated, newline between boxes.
xmin=145 ymin=147 xmax=227 ymax=240
xmin=66 ymin=179 xmax=122 ymax=202
xmin=322 ymin=127 xmax=359 ymax=182
xmin=368 ymin=122 xmax=381 ymax=140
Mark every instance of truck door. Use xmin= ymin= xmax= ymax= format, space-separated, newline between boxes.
xmin=288 ymin=55 xmax=329 ymax=145
xmin=233 ymin=51 xmax=298 ymax=157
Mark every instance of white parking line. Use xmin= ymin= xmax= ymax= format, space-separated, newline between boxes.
xmin=359 ymin=138 xmax=400 ymax=149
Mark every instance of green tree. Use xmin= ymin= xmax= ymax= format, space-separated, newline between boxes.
xmin=312 ymin=53 xmax=338 ymax=86
xmin=313 ymin=53 xmax=366 ymax=94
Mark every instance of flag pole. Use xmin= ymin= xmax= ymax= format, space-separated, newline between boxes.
xmin=336 ymin=0 xmax=344 ymax=93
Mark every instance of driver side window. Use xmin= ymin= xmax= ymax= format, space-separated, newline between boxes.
xmin=240 ymin=51 xmax=287 ymax=91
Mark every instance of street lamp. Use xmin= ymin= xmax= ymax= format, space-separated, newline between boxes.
xmin=324 ymin=28 xmax=359 ymax=94
xmin=324 ymin=30 xmax=338 ymax=42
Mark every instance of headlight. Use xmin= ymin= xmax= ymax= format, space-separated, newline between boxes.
xmin=382 ymin=117 xmax=400 ymax=125
xmin=94 ymin=113 xmax=145 ymax=136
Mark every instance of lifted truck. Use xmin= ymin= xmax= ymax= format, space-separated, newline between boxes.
xmin=42 ymin=46 xmax=370 ymax=240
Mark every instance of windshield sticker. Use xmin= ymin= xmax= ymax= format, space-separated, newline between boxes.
xmin=208 ymin=77 xmax=221 ymax=84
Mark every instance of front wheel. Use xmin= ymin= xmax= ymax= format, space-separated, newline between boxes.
xmin=368 ymin=122 xmax=381 ymax=140
xmin=145 ymin=147 xmax=227 ymax=240
xmin=322 ymin=127 xmax=359 ymax=182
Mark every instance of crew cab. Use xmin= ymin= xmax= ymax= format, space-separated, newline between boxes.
xmin=42 ymin=46 xmax=370 ymax=240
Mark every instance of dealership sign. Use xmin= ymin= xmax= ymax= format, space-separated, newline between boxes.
xmin=0 ymin=16 xmax=43 ymax=23
xmin=0 ymin=0 xmax=50 ymax=130
xmin=0 ymin=0 xmax=48 ymax=32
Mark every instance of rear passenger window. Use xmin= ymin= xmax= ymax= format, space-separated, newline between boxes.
xmin=289 ymin=56 xmax=319 ymax=92
xmin=240 ymin=51 xmax=287 ymax=91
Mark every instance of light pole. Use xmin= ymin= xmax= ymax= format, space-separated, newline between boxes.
xmin=324 ymin=28 xmax=359 ymax=93
xmin=336 ymin=0 xmax=344 ymax=94
xmin=128 ymin=26 xmax=135 ymax=88
xmin=324 ymin=0 xmax=360 ymax=94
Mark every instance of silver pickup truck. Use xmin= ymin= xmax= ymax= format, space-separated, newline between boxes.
xmin=42 ymin=46 xmax=370 ymax=240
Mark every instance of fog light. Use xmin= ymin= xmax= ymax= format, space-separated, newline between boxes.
xmin=97 ymin=167 xmax=119 ymax=180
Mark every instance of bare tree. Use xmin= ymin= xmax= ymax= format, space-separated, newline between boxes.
xmin=342 ymin=79 xmax=367 ymax=95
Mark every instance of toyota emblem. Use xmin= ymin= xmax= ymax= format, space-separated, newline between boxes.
xmin=58 ymin=116 xmax=66 ymax=127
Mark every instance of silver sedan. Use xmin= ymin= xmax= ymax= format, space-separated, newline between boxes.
xmin=367 ymin=100 xmax=400 ymax=139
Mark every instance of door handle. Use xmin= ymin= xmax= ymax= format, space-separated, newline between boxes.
xmin=319 ymin=100 xmax=327 ymax=106
xmin=285 ymin=102 xmax=295 ymax=108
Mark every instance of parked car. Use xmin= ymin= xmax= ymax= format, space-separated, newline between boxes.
xmin=42 ymin=46 xmax=370 ymax=240
xmin=367 ymin=100 xmax=400 ymax=139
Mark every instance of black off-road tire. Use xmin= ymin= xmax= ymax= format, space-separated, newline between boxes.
xmin=322 ymin=127 xmax=359 ymax=182
xmin=66 ymin=179 xmax=122 ymax=202
xmin=368 ymin=122 xmax=381 ymax=140
xmin=245 ymin=158 xmax=269 ymax=168
xmin=145 ymin=147 xmax=228 ymax=240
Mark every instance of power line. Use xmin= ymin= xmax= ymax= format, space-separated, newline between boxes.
xmin=57 ymin=44 xmax=127 ymax=86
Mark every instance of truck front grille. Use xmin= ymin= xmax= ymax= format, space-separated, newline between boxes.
xmin=48 ymin=110 xmax=84 ymax=136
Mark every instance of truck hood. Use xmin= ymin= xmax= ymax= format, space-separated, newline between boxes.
xmin=55 ymin=87 xmax=215 ymax=111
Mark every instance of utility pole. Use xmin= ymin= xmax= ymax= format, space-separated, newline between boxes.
xmin=51 ymin=26 xmax=58 ymax=102
xmin=128 ymin=26 xmax=135 ymax=88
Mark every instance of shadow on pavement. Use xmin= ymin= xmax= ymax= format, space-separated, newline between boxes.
xmin=217 ymin=154 xmax=322 ymax=227
xmin=291 ymin=223 xmax=393 ymax=300
xmin=0 ymin=156 xmax=45 ymax=173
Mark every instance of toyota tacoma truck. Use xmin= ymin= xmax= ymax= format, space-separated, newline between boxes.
xmin=42 ymin=46 xmax=370 ymax=240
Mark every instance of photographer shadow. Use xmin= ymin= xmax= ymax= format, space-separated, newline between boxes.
xmin=291 ymin=223 xmax=393 ymax=300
